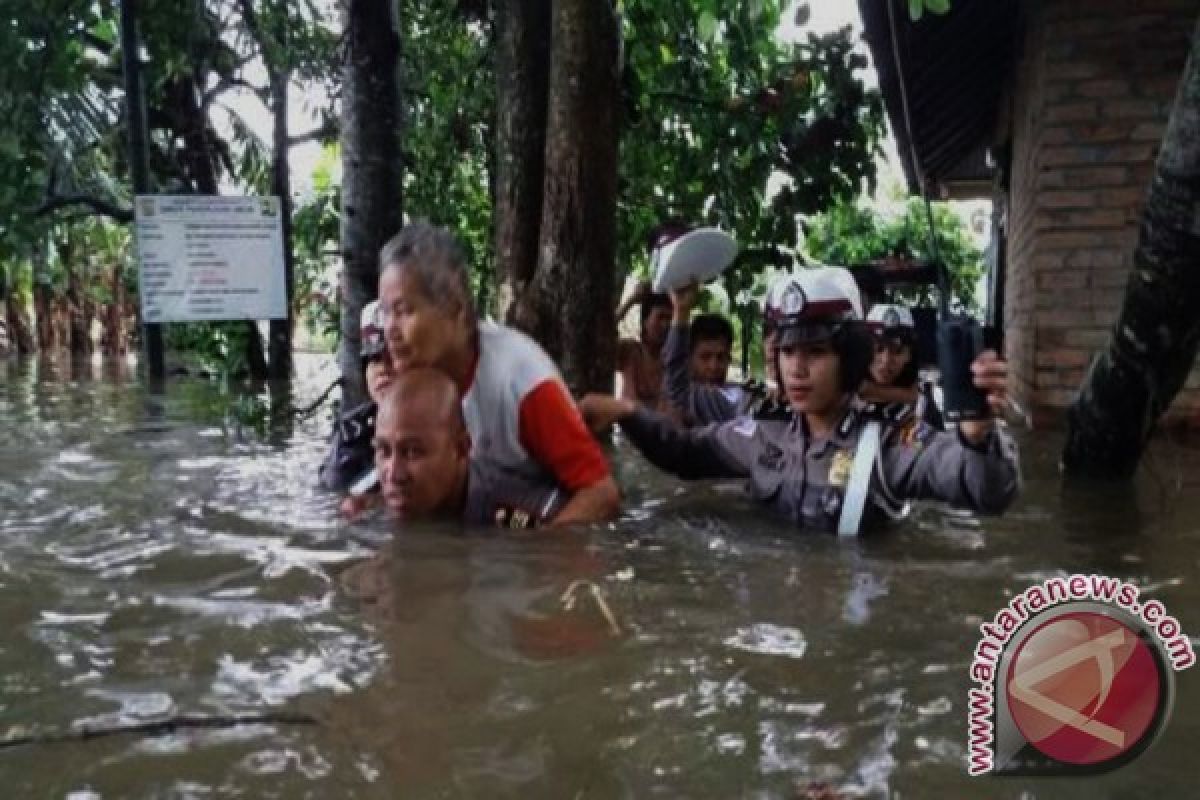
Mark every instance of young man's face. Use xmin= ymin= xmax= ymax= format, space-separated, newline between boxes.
xmin=690 ymin=338 xmax=732 ymax=385
xmin=642 ymin=306 xmax=672 ymax=350
xmin=373 ymin=400 xmax=470 ymax=521
xmin=777 ymin=339 xmax=842 ymax=416
xmin=379 ymin=267 xmax=468 ymax=374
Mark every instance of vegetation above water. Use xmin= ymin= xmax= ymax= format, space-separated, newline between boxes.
xmin=0 ymin=0 xmax=987 ymax=386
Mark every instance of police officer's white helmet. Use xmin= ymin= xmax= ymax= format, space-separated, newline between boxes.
xmin=360 ymin=299 xmax=386 ymax=360
xmin=764 ymin=267 xmax=864 ymax=345
xmin=866 ymin=303 xmax=915 ymax=336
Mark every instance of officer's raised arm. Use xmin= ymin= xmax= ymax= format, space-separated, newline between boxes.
xmin=879 ymin=350 xmax=1020 ymax=514
xmin=579 ymin=395 xmax=753 ymax=480
xmin=662 ymin=284 xmax=739 ymax=425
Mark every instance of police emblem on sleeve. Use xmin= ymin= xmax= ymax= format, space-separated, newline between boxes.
xmin=883 ymin=307 xmax=901 ymax=328
xmin=757 ymin=441 xmax=785 ymax=471
xmin=829 ymin=449 xmax=853 ymax=487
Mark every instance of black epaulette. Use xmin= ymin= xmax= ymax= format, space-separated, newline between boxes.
xmin=858 ymin=401 xmax=914 ymax=424
xmin=749 ymin=392 xmax=793 ymax=421
xmin=836 ymin=406 xmax=858 ymax=439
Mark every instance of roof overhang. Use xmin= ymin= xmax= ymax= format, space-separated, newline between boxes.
xmin=857 ymin=0 xmax=1019 ymax=198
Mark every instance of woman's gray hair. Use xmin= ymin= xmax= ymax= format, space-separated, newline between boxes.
xmin=379 ymin=221 xmax=476 ymax=322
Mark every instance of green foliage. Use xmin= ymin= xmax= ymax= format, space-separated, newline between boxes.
xmin=617 ymin=0 xmax=884 ymax=365
xmin=908 ymin=0 xmax=951 ymax=21
xmin=4 ymin=0 xmax=891 ymax=381
xmin=400 ymin=0 xmax=496 ymax=310
xmin=293 ymin=144 xmax=342 ymax=346
xmin=165 ymin=320 xmax=254 ymax=381
xmin=1 ymin=0 xmax=340 ymax=366
xmin=804 ymin=196 xmax=985 ymax=310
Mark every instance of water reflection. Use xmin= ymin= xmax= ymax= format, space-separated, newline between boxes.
xmin=1 ymin=356 xmax=1200 ymax=798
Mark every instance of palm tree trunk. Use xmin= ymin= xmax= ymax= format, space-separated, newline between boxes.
xmin=1063 ymin=17 xmax=1200 ymax=477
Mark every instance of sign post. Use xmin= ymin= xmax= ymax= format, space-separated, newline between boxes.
xmin=134 ymin=195 xmax=287 ymax=326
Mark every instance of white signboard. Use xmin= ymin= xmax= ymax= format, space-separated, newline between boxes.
xmin=134 ymin=194 xmax=287 ymax=323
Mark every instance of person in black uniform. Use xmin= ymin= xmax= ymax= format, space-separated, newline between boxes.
xmin=373 ymin=368 xmax=568 ymax=529
xmin=319 ymin=299 xmax=393 ymax=493
xmin=581 ymin=268 xmax=1019 ymax=535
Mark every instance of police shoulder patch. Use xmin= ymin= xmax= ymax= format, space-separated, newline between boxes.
xmin=733 ymin=418 xmax=758 ymax=438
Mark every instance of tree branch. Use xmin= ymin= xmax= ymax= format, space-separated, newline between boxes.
xmin=202 ymin=76 xmax=267 ymax=109
xmin=31 ymin=194 xmax=134 ymax=224
xmin=288 ymin=122 xmax=338 ymax=147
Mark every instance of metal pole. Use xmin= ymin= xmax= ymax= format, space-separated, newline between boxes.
xmin=120 ymin=0 xmax=164 ymax=380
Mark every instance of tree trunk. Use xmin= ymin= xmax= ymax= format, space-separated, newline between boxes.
xmin=337 ymin=0 xmax=402 ymax=409
xmin=1063 ymin=18 xmax=1200 ymax=477
xmin=59 ymin=238 xmax=93 ymax=357
xmin=517 ymin=0 xmax=620 ymax=394
xmin=267 ymin=67 xmax=294 ymax=380
xmin=101 ymin=262 xmax=127 ymax=356
xmin=241 ymin=0 xmax=296 ymax=381
xmin=3 ymin=281 xmax=35 ymax=355
xmin=34 ymin=283 xmax=55 ymax=350
xmin=494 ymin=0 xmax=551 ymax=321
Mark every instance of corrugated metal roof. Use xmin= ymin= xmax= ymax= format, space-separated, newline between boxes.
xmin=857 ymin=0 xmax=1019 ymax=195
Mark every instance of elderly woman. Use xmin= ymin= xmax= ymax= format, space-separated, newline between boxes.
xmin=375 ymin=221 xmax=619 ymax=525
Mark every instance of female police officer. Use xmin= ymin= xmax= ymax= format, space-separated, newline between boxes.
xmin=859 ymin=303 xmax=945 ymax=430
xmin=580 ymin=268 xmax=1018 ymax=535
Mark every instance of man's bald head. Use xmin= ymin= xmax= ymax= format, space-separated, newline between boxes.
xmin=373 ymin=367 xmax=471 ymax=521
xmin=377 ymin=367 xmax=465 ymax=435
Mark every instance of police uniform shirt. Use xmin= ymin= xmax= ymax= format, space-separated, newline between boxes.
xmin=619 ymin=404 xmax=1019 ymax=533
xmin=462 ymin=460 xmax=567 ymax=530
xmin=661 ymin=323 xmax=787 ymax=426
xmin=318 ymin=400 xmax=376 ymax=491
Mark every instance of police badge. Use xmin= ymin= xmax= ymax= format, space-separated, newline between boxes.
xmin=829 ymin=449 xmax=854 ymax=487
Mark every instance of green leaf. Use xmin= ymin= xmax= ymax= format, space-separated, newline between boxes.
xmin=697 ymin=11 xmax=717 ymax=43
xmin=908 ymin=0 xmax=924 ymax=20
xmin=925 ymin=0 xmax=951 ymax=13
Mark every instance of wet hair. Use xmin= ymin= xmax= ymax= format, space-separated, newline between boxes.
xmin=890 ymin=342 xmax=920 ymax=388
xmin=379 ymin=221 xmax=476 ymax=327
xmin=378 ymin=367 xmax=466 ymax=437
xmin=639 ymin=292 xmax=672 ymax=333
xmin=834 ymin=321 xmax=876 ymax=393
xmin=689 ymin=313 xmax=733 ymax=352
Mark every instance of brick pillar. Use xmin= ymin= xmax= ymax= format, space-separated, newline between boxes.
xmin=1004 ymin=0 xmax=1200 ymax=427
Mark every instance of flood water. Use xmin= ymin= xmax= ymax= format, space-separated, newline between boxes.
xmin=2 ymin=355 xmax=1200 ymax=799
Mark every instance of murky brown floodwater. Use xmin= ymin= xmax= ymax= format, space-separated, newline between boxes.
xmin=2 ymin=354 xmax=1199 ymax=799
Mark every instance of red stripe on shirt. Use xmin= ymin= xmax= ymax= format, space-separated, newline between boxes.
xmin=518 ymin=379 xmax=611 ymax=491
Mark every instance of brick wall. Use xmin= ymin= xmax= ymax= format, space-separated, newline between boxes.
xmin=1004 ymin=0 xmax=1200 ymax=427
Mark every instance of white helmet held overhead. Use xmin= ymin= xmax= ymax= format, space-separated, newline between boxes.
xmin=764 ymin=267 xmax=864 ymax=346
